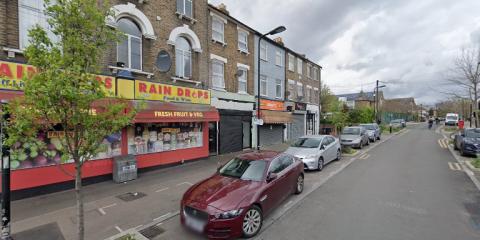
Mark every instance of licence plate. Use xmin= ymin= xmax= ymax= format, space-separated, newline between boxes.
xmin=185 ymin=215 xmax=206 ymax=233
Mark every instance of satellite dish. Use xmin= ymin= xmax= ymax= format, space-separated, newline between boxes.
xmin=156 ymin=50 xmax=172 ymax=72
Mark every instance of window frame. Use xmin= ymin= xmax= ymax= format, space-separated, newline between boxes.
xmin=297 ymin=58 xmax=303 ymax=75
xmin=288 ymin=80 xmax=296 ymax=100
xmin=288 ymin=54 xmax=295 ymax=72
xmin=177 ymin=0 xmax=193 ymax=18
xmin=260 ymin=75 xmax=268 ymax=96
xmin=297 ymin=82 xmax=303 ymax=98
xmin=211 ymin=59 xmax=225 ymax=90
xmin=212 ymin=16 xmax=225 ymax=44
xmin=19 ymin=0 xmax=58 ymax=50
xmin=237 ymin=67 xmax=248 ymax=94
xmin=175 ymin=37 xmax=192 ymax=79
xmin=116 ymin=18 xmax=143 ymax=71
xmin=238 ymin=29 xmax=249 ymax=52
xmin=275 ymin=50 xmax=283 ymax=66
xmin=275 ymin=78 xmax=283 ymax=99
xmin=260 ymin=41 xmax=268 ymax=61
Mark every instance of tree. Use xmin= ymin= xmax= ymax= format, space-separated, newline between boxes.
xmin=5 ymin=1 xmax=135 ymax=239
xmin=444 ymin=46 xmax=480 ymax=126
xmin=320 ymin=84 xmax=338 ymax=113
xmin=348 ymin=106 xmax=374 ymax=124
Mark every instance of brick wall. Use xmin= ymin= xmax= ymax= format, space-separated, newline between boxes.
xmin=285 ymin=50 xmax=320 ymax=104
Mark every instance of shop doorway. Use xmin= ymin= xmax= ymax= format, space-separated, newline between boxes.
xmin=242 ymin=121 xmax=251 ymax=149
xmin=208 ymin=122 xmax=217 ymax=155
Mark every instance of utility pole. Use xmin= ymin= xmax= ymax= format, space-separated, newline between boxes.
xmin=1 ymin=101 xmax=12 ymax=240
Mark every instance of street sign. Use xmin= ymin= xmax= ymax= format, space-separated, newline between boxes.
xmin=253 ymin=118 xmax=264 ymax=126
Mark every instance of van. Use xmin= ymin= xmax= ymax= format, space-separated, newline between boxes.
xmin=445 ymin=113 xmax=459 ymax=126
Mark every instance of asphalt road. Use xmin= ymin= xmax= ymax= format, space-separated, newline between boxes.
xmin=256 ymin=124 xmax=480 ymax=240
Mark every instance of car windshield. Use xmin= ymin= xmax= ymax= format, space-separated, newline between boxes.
xmin=360 ymin=124 xmax=375 ymax=130
xmin=342 ymin=128 xmax=360 ymax=135
xmin=465 ymin=129 xmax=480 ymax=138
xmin=446 ymin=116 xmax=458 ymax=120
xmin=219 ymin=158 xmax=266 ymax=181
xmin=291 ymin=138 xmax=321 ymax=148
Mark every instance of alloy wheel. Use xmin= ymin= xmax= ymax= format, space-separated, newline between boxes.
xmin=318 ymin=158 xmax=324 ymax=171
xmin=242 ymin=207 xmax=262 ymax=237
xmin=295 ymin=174 xmax=304 ymax=194
xmin=336 ymin=149 xmax=341 ymax=160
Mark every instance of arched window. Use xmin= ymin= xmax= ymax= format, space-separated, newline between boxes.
xmin=117 ymin=18 xmax=142 ymax=70
xmin=175 ymin=37 xmax=192 ymax=78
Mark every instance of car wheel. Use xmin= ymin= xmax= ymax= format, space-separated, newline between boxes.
xmin=317 ymin=158 xmax=324 ymax=171
xmin=377 ymin=135 xmax=381 ymax=140
xmin=242 ymin=206 xmax=263 ymax=238
xmin=295 ymin=174 xmax=304 ymax=194
xmin=336 ymin=149 xmax=341 ymax=160
xmin=366 ymin=140 xmax=370 ymax=146
xmin=359 ymin=142 xmax=363 ymax=149
xmin=453 ymin=142 xmax=458 ymax=150
xmin=460 ymin=146 xmax=466 ymax=156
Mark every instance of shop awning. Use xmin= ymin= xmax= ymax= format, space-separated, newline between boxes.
xmin=260 ymin=110 xmax=292 ymax=124
xmin=133 ymin=101 xmax=219 ymax=123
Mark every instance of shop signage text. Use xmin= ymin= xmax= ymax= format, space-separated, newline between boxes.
xmin=136 ymin=80 xmax=210 ymax=105
xmin=154 ymin=111 xmax=205 ymax=118
xmin=295 ymin=102 xmax=307 ymax=111
xmin=260 ymin=99 xmax=285 ymax=111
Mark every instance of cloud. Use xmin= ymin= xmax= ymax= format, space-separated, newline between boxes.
xmin=208 ymin=0 xmax=480 ymax=104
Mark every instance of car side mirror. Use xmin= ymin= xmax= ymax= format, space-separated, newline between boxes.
xmin=320 ymin=145 xmax=325 ymax=150
xmin=267 ymin=172 xmax=277 ymax=182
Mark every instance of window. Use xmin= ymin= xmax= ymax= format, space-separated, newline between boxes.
xmin=19 ymin=0 xmax=58 ymax=49
xmin=305 ymin=86 xmax=311 ymax=102
xmin=297 ymin=58 xmax=303 ymax=75
xmin=212 ymin=60 xmax=225 ymax=89
xmin=219 ymin=158 xmax=266 ymax=182
xmin=288 ymin=54 xmax=295 ymax=72
xmin=260 ymin=75 xmax=267 ymax=96
xmin=307 ymin=64 xmax=312 ymax=78
xmin=117 ymin=18 xmax=142 ymax=70
xmin=238 ymin=68 xmax=247 ymax=93
xmin=275 ymin=51 xmax=282 ymax=66
xmin=313 ymin=67 xmax=318 ymax=80
xmin=175 ymin=37 xmax=192 ymax=78
xmin=309 ymin=87 xmax=314 ymax=102
xmin=238 ymin=30 xmax=248 ymax=52
xmin=260 ymin=41 xmax=267 ymax=61
xmin=212 ymin=17 xmax=225 ymax=43
xmin=176 ymin=0 xmax=193 ymax=18
xmin=297 ymin=83 xmax=303 ymax=98
xmin=275 ymin=79 xmax=282 ymax=99
xmin=288 ymin=80 xmax=295 ymax=100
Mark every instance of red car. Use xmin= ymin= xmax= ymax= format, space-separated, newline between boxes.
xmin=180 ymin=151 xmax=304 ymax=239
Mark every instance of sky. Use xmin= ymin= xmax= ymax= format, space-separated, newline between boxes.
xmin=208 ymin=0 xmax=480 ymax=105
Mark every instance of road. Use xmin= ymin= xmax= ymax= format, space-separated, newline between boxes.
xmin=255 ymin=124 xmax=480 ymax=240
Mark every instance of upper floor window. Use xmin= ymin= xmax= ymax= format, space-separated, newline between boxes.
xmin=312 ymin=67 xmax=318 ymax=80
xmin=19 ymin=0 xmax=58 ymax=50
xmin=212 ymin=17 xmax=225 ymax=43
xmin=275 ymin=51 xmax=283 ymax=66
xmin=307 ymin=64 xmax=311 ymax=78
xmin=260 ymin=41 xmax=268 ymax=61
xmin=288 ymin=54 xmax=295 ymax=72
xmin=212 ymin=60 xmax=225 ymax=89
xmin=175 ymin=37 xmax=192 ymax=78
xmin=117 ymin=18 xmax=142 ymax=70
xmin=260 ymin=75 xmax=267 ymax=96
xmin=275 ymin=79 xmax=283 ymax=99
xmin=297 ymin=83 xmax=303 ymax=97
xmin=297 ymin=58 xmax=303 ymax=75
xmin=238 ymin=67 xmax=247 ymax=93
xmin=288 ymin=80 xmax=295 ymax=100
xmin=177 ymin=0 xmax=193 ymax=18
xmin=238 ymin=30 xmax=248 ymax=52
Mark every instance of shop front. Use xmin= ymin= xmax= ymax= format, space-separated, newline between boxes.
xmin=306 ymin=104 xmax=319 ymax=135
xmin=0 ymin=60 xmax=218 ymax=192
xmin=258 ymin=99 xmax=291 ymax=147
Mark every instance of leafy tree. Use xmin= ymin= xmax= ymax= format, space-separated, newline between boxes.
xmin=5 ymin=1 xmax=135 ymax=239
xmin=320 ymin=84 xmax=338 ymax=113
xmin=348 ymin=106 xmax=374 ymax=124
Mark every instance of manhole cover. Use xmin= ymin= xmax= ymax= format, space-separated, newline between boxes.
xmin=116 ymin=192 xmax=147 ymax=202
xmin=139 ymin=225 xmax=165 ymax=239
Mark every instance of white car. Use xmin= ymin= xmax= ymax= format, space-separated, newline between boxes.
xmin=285 ymin=135 xmax=341 ymax=171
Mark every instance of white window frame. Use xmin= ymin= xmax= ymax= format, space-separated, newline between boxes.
xmin=211 ymin=14 xmax=226 ymax=44
xmin=177 ymin=0 xmax=193 ymax=18
xmin=288 ymin=80 xmax=295 ymax=100
xmin=237 ymin=67 xmax=248 ymax=94
xmin=275 ymin=50 xmax=283 ymax=67
xmin=297 ymin=58 xmax=303 ymax=75
xmin=307 ymin=64 xmax=311 ymax=78
xmin=260 ymin=75 xmax=268 ymax=96
xmin=275 ymin=78 xmax=283 ymax=99
xmin=312 ymin=67 xmax=318 ymax=80
xmin=306 ymin=85 xmax=313 ymax=102
xmin=175 ymin=37 xmax=192 ymax=78
xmin=117 ymin=33 xmax=143 ymax=71
xmin=288 ymin=54 xmax=295 ymax=72
xmin=237 ymin=28 xmax=249 ymax=53
xmin=260 ymin=41 xmax=268 ymax=61
xmin=297 ymin=82 xmax=303 ymax=98
xmin=19 ymin=0 xmax=58 ymax=50
xmin=211 ymin=59 xmax=225 ymax=90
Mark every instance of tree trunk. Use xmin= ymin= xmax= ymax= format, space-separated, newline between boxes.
xmin=75 ymin=161 xmax=84 ymax=240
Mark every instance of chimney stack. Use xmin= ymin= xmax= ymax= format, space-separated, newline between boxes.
xmin=273 ymin=37 xmax=284 ymax=46
xmin=217 ymin=3 xmax=229 ymax=15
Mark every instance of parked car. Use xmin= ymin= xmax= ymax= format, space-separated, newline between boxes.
xmin=181 ymin=151 xmax=304 ymax=239
xmin=359 ymin=123 xmax=381 ymax=142
xmin=390 ymin=119 xmax=405 ymax=128
xmin=445 ymin=113 xmax=459 ymax=126
xmin=285 ymin=135 xmax=341 ymax=171
xmin=340 ymin=126 xmax=369 ymax=149
xmin=454 ymin=128 xmax=480 ymax=156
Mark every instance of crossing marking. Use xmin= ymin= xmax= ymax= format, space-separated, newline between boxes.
xmin=448 ymin=162 xmax=462 ymax=171
xmin=438 ymin=139 xmax=448 ymax=149
xmin=359 ymin=154 xmax=370 ymax=159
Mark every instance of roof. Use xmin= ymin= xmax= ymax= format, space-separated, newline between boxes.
xmin=237 ymin=150 xmax=282 ymax=161
xmin=336 ymin=92 xmax=376 ymax=101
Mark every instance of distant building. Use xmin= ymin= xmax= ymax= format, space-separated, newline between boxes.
xmin=336 ymin=91 xmax=384 ymax=109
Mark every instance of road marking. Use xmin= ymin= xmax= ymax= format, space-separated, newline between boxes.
xmin=97 ymin=203 xmax=117 ymax=216
xmin=448 ymin=162 xmax=462 ymax=171
xmin=283 ymin=200 xmax=293 ymax=208
xmin=155 ymin=187 xmax=169 ymax=193
xmin=154 ymin=212 xmax=172 ymax=221
xmin=114 ymin=225 xmax=123 ymax=233
xmin=134 ymin=224 xmax=143 ymax=229
xmin=438 ymin=139 xmax=449 ymax=149
xmin=176 ymin=182 xmax=193 ymax=186
xmin=359 ymin=154 xmax=370 ymax=159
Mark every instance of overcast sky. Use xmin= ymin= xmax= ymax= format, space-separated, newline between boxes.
xmin=209 ymin=0 xmax=480 ymax=104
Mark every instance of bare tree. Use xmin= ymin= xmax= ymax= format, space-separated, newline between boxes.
xmin=444 ymin=46 xmax=480 ymax=126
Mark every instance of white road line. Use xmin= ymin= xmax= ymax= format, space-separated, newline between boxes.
xmin=98 ymin=208 xmax=106 ymax=215
xmin=134 ymin=224 xmax=143 ymax=229
xmin=98 ymin=203 xmax=117 ymax=216
xmin=448 ymin=162 xmax=462 ymax=171
xmin=114 ymin=225 xmax=123 ymax=233
xmin=155 ymin=187 xmax=169 ymax=193
xmin=283 ymin=200 xmax=293 ymax=208
xmin=448 ymin=162 xmax=455 ymax=170
xmin=454 ymin=162 xmax=462 ymax=170
xmin=176 ymin=182 xmax=193 ymax=186
xmin=154 ymin=212 xmax=171 ymax=221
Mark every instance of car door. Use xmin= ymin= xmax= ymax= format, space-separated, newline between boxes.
xmin=261 ymin=157 xmax=289 ymax=215
xmin=324 ymin=137 xmax=335 ymax=163
xmin=457 ymin=130 xmax=464 ymax=149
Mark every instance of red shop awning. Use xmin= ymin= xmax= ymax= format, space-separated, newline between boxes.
xmin=133 ymin=101 xmax=219 ymax=123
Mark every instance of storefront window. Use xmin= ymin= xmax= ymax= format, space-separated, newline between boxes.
xmin=127 ymin=122 xmax=203 ymax=155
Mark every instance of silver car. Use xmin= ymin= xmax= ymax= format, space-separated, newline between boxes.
xmin=285 ymin=135 xmax=341 ymax=171
xmin=359 ymin=123 xmax=381 ymax=142
xmin=340 ymin=126 xmax=369 ymax=149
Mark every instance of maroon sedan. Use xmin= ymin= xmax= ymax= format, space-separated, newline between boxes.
xmin=180 ymin=151 xmax=304 ymax=239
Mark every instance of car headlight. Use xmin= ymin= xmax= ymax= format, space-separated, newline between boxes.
xmin=353 ymin=139 xmax=361 ymax=143
xmin=214 ymin=209 xmax=243 ymax=219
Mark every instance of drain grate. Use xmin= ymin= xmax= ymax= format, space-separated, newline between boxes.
xmin=139 ymin=225 xmax=165 ymax=239
xmin=116 ymin=192 xmax=147 ymax=202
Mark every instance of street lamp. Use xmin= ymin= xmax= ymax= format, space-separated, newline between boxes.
xmin=256 ymin=26 xmax=286 ymax=150
xmin=374 ymin=80 xmax=386 ymax=124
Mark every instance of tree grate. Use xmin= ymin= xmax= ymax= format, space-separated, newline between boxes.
xmin=139 ymin=225 xmax=165 ymax=239
xmin=116 ymin=192 xmax=147 ymax=202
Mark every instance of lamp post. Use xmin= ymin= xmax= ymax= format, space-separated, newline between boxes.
xmin=256 ymin=26 xmax=286 ymax=150
xmin=1 ymin=100 xmax=12 ymax=240
xmin=318 ymin=66 xmax=322 ymax=134
xmin=374 ymin=80 xmax=386 ymax=124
